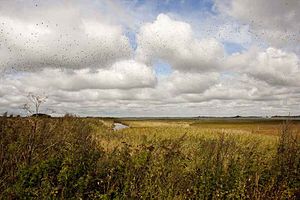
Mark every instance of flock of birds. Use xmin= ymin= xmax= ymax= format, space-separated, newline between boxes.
xmin=0 ymin=15 xmax=129 ymax=72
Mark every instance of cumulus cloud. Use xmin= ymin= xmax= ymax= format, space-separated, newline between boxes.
xmin=136 ymin=14 xmax=225 ymax=72
xmin=226 ymin=47 xmax=300 ymax=86
xmin=161 ymin=71 xmax=220 ymax=94
xmin=214 ymin=0 xmax=300 ymax=48
xmin=7 ymin=60 xmax=156 ymax=91
xmin=176 ymin=73 xmax=299 ymax=112
xmin=0 ymin=1 xmax=132 ymax=71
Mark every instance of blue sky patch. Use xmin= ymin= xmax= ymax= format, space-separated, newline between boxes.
xmin=223 ymin=42 xmax=246 ymax=54
xmin=153 ymin=59 xmax=173 ymax=76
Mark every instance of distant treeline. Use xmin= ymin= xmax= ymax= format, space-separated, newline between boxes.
xmin=271 ymin=115 xmax=300 ymax=118
xmin=197 ymin=115 xmax=300 ymax=119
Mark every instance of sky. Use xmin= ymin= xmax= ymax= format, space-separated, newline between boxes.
xmin=0 ymin=0 xmax=299 ymax=117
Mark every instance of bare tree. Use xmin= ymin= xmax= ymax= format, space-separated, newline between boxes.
xmin=23 ymin=93 xmax=48 ymax=115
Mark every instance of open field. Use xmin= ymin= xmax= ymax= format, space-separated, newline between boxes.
xmin=1 ymin=116 xmax=299 ymax=199
xmin=117 ymin=118 xmax=300 ymax=136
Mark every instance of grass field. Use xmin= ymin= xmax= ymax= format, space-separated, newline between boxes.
xmin=1 ymin=116 xmax=299 ymax=199
xmin=117 ymin=118 xmax=300 ymax=135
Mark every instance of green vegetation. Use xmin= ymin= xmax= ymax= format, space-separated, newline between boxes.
xmin=0 ymin=116 xmax=299 ymax=199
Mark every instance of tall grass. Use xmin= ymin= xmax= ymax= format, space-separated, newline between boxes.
xmin=0 ymin=116 xmax=299 ymax=199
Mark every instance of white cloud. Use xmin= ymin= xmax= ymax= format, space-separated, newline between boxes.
xmin=163 ymin=71 xmax=220 ymax=94
xmin=226 ymin=47 xmax=300 ymax=86
xmin=136 ymin=14 xmax=225 ymax=72
xmin=12 ymin=60 xmax=156 ymax=91
xmin=214 ymin=0 xmax=300 ymax=48
xmin=0 ymin=2 xmax=132 ymax=71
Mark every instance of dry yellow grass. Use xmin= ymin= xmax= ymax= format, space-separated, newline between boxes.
xmin=1 ymin=116 xmax=299 ymax=199
xmin=117 ymin=118 xmax=300 ymax=136
xmin=120 ymin=120 xmax=190 ymax=128
xmin=97 ymin=119 xmax=300 ymax=151
xmin=96 ymin=118 xmax=300 ymax=155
